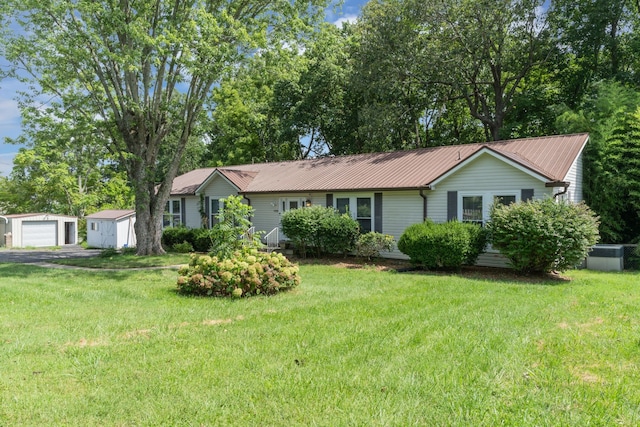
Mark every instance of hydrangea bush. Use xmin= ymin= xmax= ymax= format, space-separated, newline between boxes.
xmin=177 ymin=249 xmax=300 ymax=297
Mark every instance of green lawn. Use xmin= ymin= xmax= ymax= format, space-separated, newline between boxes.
xmin=1 ymin=263 xmax=639 ymax=426
xmin=53 ymin=252 xmax=191 ymax=268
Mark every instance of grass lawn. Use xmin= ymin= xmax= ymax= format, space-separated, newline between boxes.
xmin=53 ymin=252 xmax=192 ymax=269
xmin=1 ymin=262 xmax=639 ymax=426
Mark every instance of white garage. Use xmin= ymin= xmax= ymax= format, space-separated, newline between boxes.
xmin=0 ymin=213 xmax=78 ymax=248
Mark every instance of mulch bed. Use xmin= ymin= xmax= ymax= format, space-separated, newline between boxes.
xmin=292 ymin=255 xmax=571 ymax=283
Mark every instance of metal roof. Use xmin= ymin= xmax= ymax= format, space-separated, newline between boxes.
xmin=171 ymin=133 xmax=589 ymax=195
xmin=86 ymin=210 xmax=136 ymax=220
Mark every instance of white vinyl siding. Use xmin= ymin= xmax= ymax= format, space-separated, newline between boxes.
xmin=427 ymin=153 xmax=551 ymax=222
xmin=562 ymin=152 xmax=583 ymax=203
xmin=380 ymin=190 xmax=424 ymax=259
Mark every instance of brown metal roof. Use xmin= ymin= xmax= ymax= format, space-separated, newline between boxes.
xmin=170 ymin=133 xmax=589 ymax=195
xmin=86 ymin=210 xmax=136 ymax=220
xmin=4 ymin=213 xmax=77 ymax=219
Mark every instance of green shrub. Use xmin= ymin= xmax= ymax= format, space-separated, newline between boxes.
xmin=209 ymin=195 xmax=263 ymax=259
xmin=281 ymin=206 xmax=359 ymax=257
xmin=487 ymin=198 xmax=600 ymax=273
xmin=356 ymin=232 xmax=395 ymax=260
xmin=176 ymin=249 xmax=300 ymax=297
xmin=171 ymin=241 xmax=194 ymax=253
xmin=398 ymin=220 xmax=487 ymax=270
xmin=318 ymin=213 xmax=360 ymax=256
xmin=162 ymin=226 xmax=194 ymax=248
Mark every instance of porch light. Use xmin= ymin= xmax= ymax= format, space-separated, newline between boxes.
xmin=305 ymin=199 xmax=312 ymax=207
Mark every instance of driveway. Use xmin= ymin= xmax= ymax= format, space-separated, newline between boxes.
xmin=0 ymin=245 xmax=102 ymax=264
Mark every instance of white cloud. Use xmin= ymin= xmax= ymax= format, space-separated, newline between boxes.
xmin=333 ymin=14 xmax=359 ymax=28
xmin=0 ymin=98 xmax=20 ymax=126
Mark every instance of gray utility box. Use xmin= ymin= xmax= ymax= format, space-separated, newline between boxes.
xmin=586 ymin=245 xmax=624 ymax=272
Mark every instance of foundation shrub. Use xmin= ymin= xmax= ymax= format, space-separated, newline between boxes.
xmin=398 ymin=220 xmax=487 ymax=269
xmin=281 ymin=206 xmax=359 ymax=257
xmin=356 ymin=232 xmax=395 ymax=260
xmin=487 ymin=198 xmax=600 ymax=273
xmin=176 ymin=249 xmax=300 ymax=297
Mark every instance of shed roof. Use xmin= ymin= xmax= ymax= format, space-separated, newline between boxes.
xmin=86 ymin=210 xmax=136 ymax=220
xmin=171 ymin=133 xmax=589 ymax=195
xmin=4 ymin=213 xmax=77 ymax=219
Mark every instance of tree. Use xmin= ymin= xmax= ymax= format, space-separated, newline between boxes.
xmin=0 ymin=104 xmax=133 ymax=217
xmin=2 ymin=0 xmax=327 ymax=254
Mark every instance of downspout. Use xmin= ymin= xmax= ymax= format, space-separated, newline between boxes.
xmin=419 ymin=188 xmax=429 ymax=221
xmin=553 ymin=183 xmax=570 ymax=199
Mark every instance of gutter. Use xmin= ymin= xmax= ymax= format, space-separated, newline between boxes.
xmin=419 ymin=187 xmax=430 ymax=221
xmin=546 ymin=181 xmax=570 ymax=199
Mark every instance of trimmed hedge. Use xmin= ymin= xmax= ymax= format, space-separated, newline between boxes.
xmin=487 ymin=198 xmax=600 ymax=273
xmin=398 ymin=220 xmax=487 ymax=270
xmin=281 ymin=206 xmax=359 ymax=257
xmin=176 ymin=249 xmax=300 ymax=297
xmin=356 ymin=232 xmax=395 ymax=260
xmin=162 ymin=227 xmax=214 ymax=253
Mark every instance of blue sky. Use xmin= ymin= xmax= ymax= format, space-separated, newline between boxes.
xmin=0 ymin=0 xmax=365 ymax=176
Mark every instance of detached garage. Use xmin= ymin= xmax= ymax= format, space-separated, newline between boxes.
xmin=0 ymin=213 xmax=78 ymax=248
xmin=86 ymin=210 xmax=136 ymax=249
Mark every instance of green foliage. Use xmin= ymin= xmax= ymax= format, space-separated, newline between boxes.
xmin=162 ymin=227 xmax=214 ymax=253
xmin=209 ymin=195 xmax=263 ymax=259
xmin=176 ymin=249 xmax=300 ymax=297
xmin=356 ymin=232 xmax=395 ymax=260
xmin=281 ymin=206 xmax=359 ymax=257
xmin=487 ymin=198 xmax=600 ymax=273
xmin=317 ymin=211 xmax=360 ymax=256
xmin=398 ymin=220 xmax=487 ymax=270
xmin=171 ymin=242 xmax=194 ymax=253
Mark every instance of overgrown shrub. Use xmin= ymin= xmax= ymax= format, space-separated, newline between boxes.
xmin=487 ymin=198 xmax=600 ymax=273
xmin=281 ymin=206 xmax=359 ymax=257
xmin=356 ymin=232 xmax=395 ymax=260
xmin=398 ymin=220 xmax=487 ymax=269
xmin=176 ymin=249 xmax=300 ymax=297
xmin=209 ymin=195 xmax=263 ymax=259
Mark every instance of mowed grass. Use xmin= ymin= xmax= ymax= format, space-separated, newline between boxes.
xmin=1 ymin=263 xmax=639 ymax=426
xmin=52 ymin=252 xmax=191 ymax=268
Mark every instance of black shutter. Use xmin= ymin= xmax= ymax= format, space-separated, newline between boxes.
xmin=374 ymin=193 xmax=383 ymax=233
xmin=204 ymin=196 xmax=210 ymax=228
xmin=521 ymin=189 xmax=534 ymax=202
xmin=180 ymin=198 xmax=186 ymax=225
xmin=447 ymin=191 xmax=458 ymax=221
xmin=326 ymin=193 xmax=333 ymax=208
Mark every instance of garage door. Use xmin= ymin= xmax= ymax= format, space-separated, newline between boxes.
xmin=22 ymin=221 xmax=57 ymax=247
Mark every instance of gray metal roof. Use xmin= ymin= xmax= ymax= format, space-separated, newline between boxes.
xmin=86 ymin=210 xmax=136 ymax=220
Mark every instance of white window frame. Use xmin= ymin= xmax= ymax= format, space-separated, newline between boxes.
xmin=278 ymin=197 xmax=306 ymax=214
xmin=210 ymin=198 xmax=225 ymax=227
xmin=90 ymin=222 xmax=99 ymax=231
xmin=164 ymin=199 xmax=182 ymax=228
xmin=458 ymin=191 xmax=519 ymax=227
xmin=333 ymin=194 xmax=374 ymax=233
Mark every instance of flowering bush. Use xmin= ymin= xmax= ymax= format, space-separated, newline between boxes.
xmin=176 ymin=249 xmax=300 ymax=297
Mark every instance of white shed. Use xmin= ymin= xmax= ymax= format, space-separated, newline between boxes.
xmin=86 ymin=210 xmax=136 ymax=249
xmin=0 ymin=213 xmax=78 ymax=248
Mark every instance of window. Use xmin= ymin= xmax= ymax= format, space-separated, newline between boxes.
xmin=332 ymin=195 xmax=373 ymax=233
xmin=356 ymin=197 xmax=372 ymax=232
xmin=459 ymin=193 xmax=518 ymax=227
xmin=164 ymin=200 xmax=182 ymax=228
xmin=336 ymin=198 xmax=349 ymax=214
xmin=462 ymin=196 xmax=483 ymax=225
xmin=90 ymin=222 xmax=99 ymax=231
xmin=210 ymin=199 xmax=224 ymax=227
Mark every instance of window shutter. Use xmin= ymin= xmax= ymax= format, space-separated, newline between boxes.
xmin=204 ymin=196 xmax=210 ymax=228
xmin=326 ymin=193 xmax=333 ymax=208
xmin=521 ymin=189 xmax=534 ymax=202
xmin=447 ymin=191 xmax=458 ymax=221
xmin=180 ymin=198 xmax=186 ymax=224
xmin=374 ymin=193 xmax=383 ymax=233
